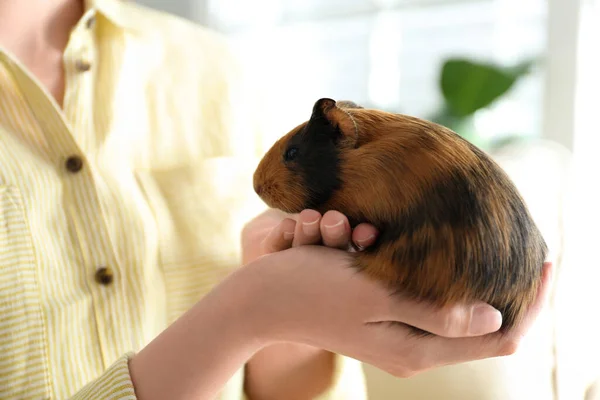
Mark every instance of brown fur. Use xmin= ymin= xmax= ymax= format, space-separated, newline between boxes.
xmin=253 ymin=99 xmax=548 ymax=334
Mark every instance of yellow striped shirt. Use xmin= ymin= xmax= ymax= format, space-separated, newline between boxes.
xmin=0 ymin=0 xmax=366 ymax=398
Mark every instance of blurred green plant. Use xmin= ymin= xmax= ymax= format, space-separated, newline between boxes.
xmin=429 ymin=57 xmax=536 ymax=149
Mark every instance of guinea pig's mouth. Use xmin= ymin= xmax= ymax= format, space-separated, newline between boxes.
xmin=253 ymin=182 xmax=276 ymax=202
xmin=254 ymin=183 xmax=265 ymax=197
xmin=253 ymin=182 xmax=281 ymax=208
xmin=253 ymin=182 xmax=305 ymax=214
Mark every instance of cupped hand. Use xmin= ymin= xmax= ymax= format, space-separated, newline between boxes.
xmin=242 ymin=208 xmax=505 ymax=339
xmin=239 ymin=207 xmax=550 ymax=378
xmin=240 ymin=244 xmax=552 ymax=378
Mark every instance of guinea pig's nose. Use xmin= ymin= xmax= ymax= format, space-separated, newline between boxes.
xmin=254 ymin=183 xmax=263 ymax=195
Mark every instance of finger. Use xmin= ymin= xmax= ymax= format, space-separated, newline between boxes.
xmin=261 ymin=218 xmax=297 ymax=254
xmin=321 ymin=211 xmax=352 ymax=249
xmin=352 ymin=223 xmax=379 ymax=250
xmin=379 ymin=296 xmax=502 ymax=338
xmin=400 ymin=262 xmax=555 ymax=368
xmin=242 ymin=208 xmax=294 ymax=252
xmin=292 ymin=209 xmax=322 ymax=247
xmin=385 ymin=261 xmax=552 ymax=341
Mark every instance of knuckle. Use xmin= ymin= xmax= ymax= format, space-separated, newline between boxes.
xmin=499 ymin=339 xmax=520 ymax=356
xmin=403 ymin=369 xmax=419 ymax=378
xmin=406 ymin=353 xmax=429 ymax=373
xmin=440 ymin=306 xmax=466 ymax=337
xmin=398 ymin=345 xmax=430 ymax=373
xmin=386 ymin=366 xmax=414 ymax=378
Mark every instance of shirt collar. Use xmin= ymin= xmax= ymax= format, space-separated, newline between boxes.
xmin=84 ymin=0 xmax=148 ymax=33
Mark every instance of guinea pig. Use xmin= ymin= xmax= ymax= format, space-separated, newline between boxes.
xmin=252 ymin=98 xmax=548 ymax=334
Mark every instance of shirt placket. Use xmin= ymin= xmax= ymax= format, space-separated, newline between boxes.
xmin=60 ymin=9 xmax=133 ymax=368
xmin=5 ymin=9 xmax=130 ymax=370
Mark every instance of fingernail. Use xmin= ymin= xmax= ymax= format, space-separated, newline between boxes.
xmin=302 ymin=218 xmax=320 ymax=236
xmin=355 ymin=234 xmax=375 ymax=248
xmin=469 ymin=305 xmax=503 ymax=335
xmin=283 ymin=231 xmax=294 ymax=240
xmin=323 ymin=219 xmax=345 ymax=238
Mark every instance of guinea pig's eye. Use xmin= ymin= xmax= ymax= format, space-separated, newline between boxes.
xmin=284 ymin=146 xmax=299 ymax=162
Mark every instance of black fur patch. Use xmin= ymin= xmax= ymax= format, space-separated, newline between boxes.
xmin=369 ymin=162 xmax=485 ymax=259
xmin=362 ymin=138 xmax=547 ymax=328
xmin=283 ymin=116 xmax=343 ymax=209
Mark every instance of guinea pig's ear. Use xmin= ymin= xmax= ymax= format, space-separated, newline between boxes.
xmin=310 ymin=98 xmax=359 ymax=148
xmin=337 ymin=100 xmax=364 ymax=109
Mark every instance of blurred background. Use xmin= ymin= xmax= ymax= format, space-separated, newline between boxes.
xmin=138 ymin=0 xmax=569 ymax=150
xmin=137 ymin=0 xmax=599 ymax=399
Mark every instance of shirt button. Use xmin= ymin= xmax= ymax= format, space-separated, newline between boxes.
xmin=75 ymin=59 xmax=92 ymax=72
xmin=86 ymin=16 xmax=96 ymax=29
xmin=65 ymin=156 xmax=84 ymax=173
xmin=95 ymin=267 xmax=114 ymax=285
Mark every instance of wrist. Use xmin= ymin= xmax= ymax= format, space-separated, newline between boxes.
xmin=242 ymin=246 xmax=355 ymax=347
xmin=236 ymin=250 xmax=301 ymax=345
xmin=129 ymin=266 xmax=266 ymax=400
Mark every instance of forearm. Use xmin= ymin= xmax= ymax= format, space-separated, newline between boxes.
xmin=129 ymin=270 xmax=262 ymax=400
xmin=244 ymin=344 xmax=336 ymax=400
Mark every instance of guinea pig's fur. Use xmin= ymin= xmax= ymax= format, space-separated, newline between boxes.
xmin=253 ymin=98 xmax=548 ymax=334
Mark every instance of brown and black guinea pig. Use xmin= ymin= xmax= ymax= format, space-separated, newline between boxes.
xmin=253 ymin=98 xmax=548 ymax=335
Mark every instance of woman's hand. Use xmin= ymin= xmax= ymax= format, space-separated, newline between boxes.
xmin=241 ymin=208 xmax=381 ymax=400
xmin=241 ymin=208 xmax=510 ymax=400
xmin=242 ymin=245 xmax=552 ymax=378
xmin=241 ymin=207 xmax=511 ymax=341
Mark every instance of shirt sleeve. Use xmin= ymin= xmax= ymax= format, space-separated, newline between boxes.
xmin=65 ymin=353 xmax=367 ymax=400
xmin=67 ymin=353 xmax=137 ymax=400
